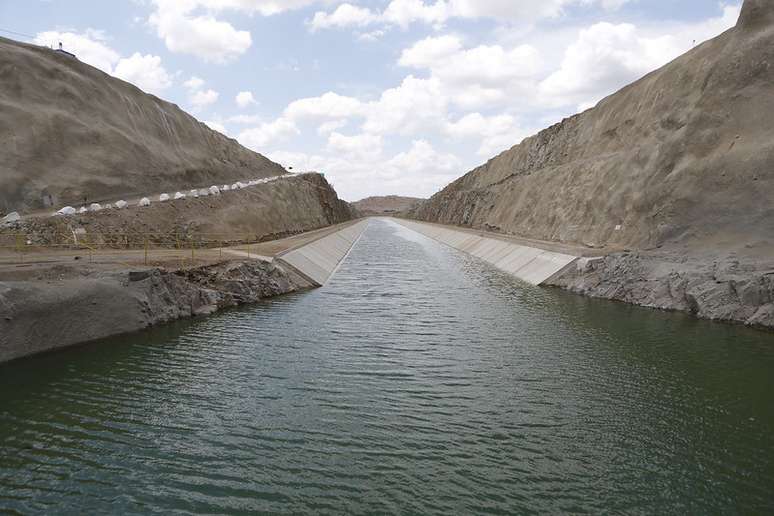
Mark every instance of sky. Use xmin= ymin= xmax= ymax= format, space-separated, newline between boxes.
xmin=0 ymin=0 xmax=741 ymax=201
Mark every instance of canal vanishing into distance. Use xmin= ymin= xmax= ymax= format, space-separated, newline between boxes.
xmin=1 ymin=219 xmax=773 ymax=514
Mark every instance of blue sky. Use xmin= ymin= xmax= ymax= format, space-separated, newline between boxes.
xmin=1 ymin=0 xmax=741 ymax=200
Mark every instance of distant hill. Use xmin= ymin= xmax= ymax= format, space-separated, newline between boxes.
xmin=352 ymin=196 xmax=425 ymax=216
xmin=410 ymin=0 xmax=774 ymax=254
xmin=0 ymin=36 xmax=285 ymax=213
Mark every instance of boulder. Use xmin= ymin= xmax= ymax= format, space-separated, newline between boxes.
xmin=1 ymin=212 xmax=20 ymax=224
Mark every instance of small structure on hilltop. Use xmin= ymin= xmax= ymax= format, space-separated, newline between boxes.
xmin=54 ymin=42 xmax=77 ymax=60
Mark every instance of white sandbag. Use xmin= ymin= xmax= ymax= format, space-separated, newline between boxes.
xmin=190 ymin=189 xmax=199 ymax=198
xmin=231 ymin=183 xmax=238 ymax=190
xmin=209 ymin=186 xmax=220 ymax=195
xmin=139 ymin=197 xmax=151 ymax=207
xmin=56 ymin=206 xmax=77 ymax=216
xmin=1 ymin=212 xmax=20 ymax=224
xmin=115 ymin=200 xmax=128 ymax=209
xmin=222 ymin=185 xmax=230 ymax=191
xmin=174 ymin=192 xmax=186 ymax=200
xmin=199 ymin=188 xmax=210 ymax=197
xmin=78 ymin=207 xmax=89 ymax=214
xmin=104 ymin=203 xmax=113 ymax=210
xmin=236 ymin=181 xmax=246 ymax=189
xmin=90 ymin=203 xmax=103 ymax=212
xmin=159 ymin=193 xmax=171 ymax=202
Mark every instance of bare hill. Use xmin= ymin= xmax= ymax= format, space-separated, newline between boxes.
xmin=0 ymin=36 xmax=285 ymax=214
xmin=411 ymin=0 xmax=774 ymax=256
xmin=352 ymin=195 xmax=424 ymax=216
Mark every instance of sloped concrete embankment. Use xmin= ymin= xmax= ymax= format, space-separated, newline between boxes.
xmin=393 ymin=219 xmax=577 ymax=286
xmin=276 ymin=219 xmax=370 ymax=286
xmin=0 ymin=221 xmax=369 ymax=364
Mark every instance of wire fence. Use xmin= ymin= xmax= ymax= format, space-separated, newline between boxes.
xmin=0 ymin=231 xmax=275 ymax=268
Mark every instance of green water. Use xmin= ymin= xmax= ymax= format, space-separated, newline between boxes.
xmin=1 ymin=219 xmax=773 ymax=514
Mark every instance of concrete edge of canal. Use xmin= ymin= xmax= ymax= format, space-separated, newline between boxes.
xmin=391 ymin=218 xmax=579 ymax=286
xmin=275 ymin=219 xmax=370 ymax=287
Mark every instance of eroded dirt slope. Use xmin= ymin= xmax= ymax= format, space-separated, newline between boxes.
xmin=0 ymin=36 xmax=285 ymax=213
xmin=411 ymin=0 xmax=774 ymax=257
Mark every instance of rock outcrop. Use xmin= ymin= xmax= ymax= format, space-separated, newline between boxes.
xmin=0 ymin=260 xmax=315 ymax=364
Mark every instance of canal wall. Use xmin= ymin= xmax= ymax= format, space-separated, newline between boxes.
xmin=276 ymin=219 xmax=369 ymax=286
xmin=394 ymin=219 xmax=774 ymax=330
xmin=0 ymin=222 xmax=369 ymax=364
xmin=393 ymin=219 xmax=578 ymax=286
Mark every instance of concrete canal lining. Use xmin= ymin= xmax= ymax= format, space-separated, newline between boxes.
xmin=275 ymin=219 xmax=370 ymax=286
xmin=392 ymin=219 xmax=578 ymax=286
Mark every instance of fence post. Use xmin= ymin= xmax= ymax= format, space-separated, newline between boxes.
xmin=15 ymin=234 xmax=23 ymax=263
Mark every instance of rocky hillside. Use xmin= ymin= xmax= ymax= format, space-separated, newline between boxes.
xmin=2 ymin=173 xmax=357 ymax=247
xmin=352 ymin=196 xmax=424 ymax=216
xmin=0 ymin=36 xmax=285 ymax=214
xmin=411 ymin=0 xmax=774 ymax=255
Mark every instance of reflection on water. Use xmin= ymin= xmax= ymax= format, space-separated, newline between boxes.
xmin=1 ymin=219 xmax=773 ymax=514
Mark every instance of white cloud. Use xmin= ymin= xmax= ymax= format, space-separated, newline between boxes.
xmin=318 ymin=119 xmax=349 ymax=135
xmin=227 ymin=114 xmax=263 ymax=124
xmin=382 ymin=0 xmax=450 ymax=28
xmin=199 ymin=0 xmax=323 ymax=16
xmin=362 ymin=75 xmax=448 ymax=135
xmin=285 ymin=92 xmax=365 ymax=120
xmin=236 ymin=91 xmax=257 ymax=108
xmin=357 ymin=29 xmax=387 ymax=42
xmin=385 ymin=139 xmax=460 ymax=176
xmin=399 ymin=36 xmax=542 ymax=110
xmin=184 ymin=76 xmax=206 ymax=90
xmin=148 ymin=0 xmax=334 ymax=62
xmin=238 ymin=117 xmax=299 ymax=148
xmin=190 ymin=88 xmax=220 ymax=110
xmin=149 ymin=0 xmax=253 ymax=63
xmin=34 ymin=30 xmax=119 ymax=74
xmin=183 ymin=76 xmax=220 ymax=111
xmin=309 ymin=4 xmax=378 ymax=31
xmin=309 ymin=0 xmax=634 ymax=32
xmin=327 ymin=132 xmax=383 ymax=160
xmin=113 ymin=53 xmax=173 ymax=95
xmin=398 ymin=34 xmax=462 ymax=67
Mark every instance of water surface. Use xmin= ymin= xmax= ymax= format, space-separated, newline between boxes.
xmin=1 ymin=219 xmax=773 ymax=514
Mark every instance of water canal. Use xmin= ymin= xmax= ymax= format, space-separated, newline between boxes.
xmin=1 ymin=219 xmax=773 ymax=514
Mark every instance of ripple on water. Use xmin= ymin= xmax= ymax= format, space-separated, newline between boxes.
xmin=1 ymin=219 xmax=773 ymax=514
